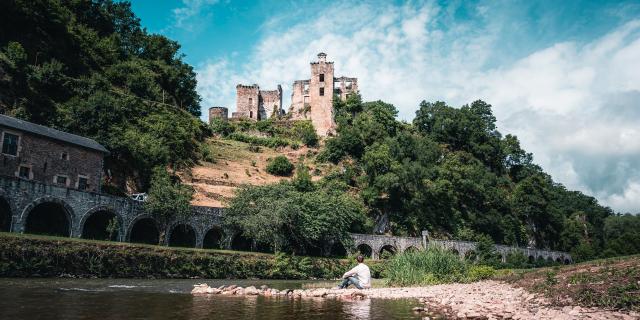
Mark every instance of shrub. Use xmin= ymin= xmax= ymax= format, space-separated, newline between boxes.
xmin=229 ymin=132 xmax=291 ymax=148
xmin=385 ymin=247 xmax=468 ymax=286
xmin=292 ymin=121 xmax=319 ymax=147
xmin=266 ymin=156 xmax=294 ymax=176
xmin=466 ymin=265 xmax=496 ymax=281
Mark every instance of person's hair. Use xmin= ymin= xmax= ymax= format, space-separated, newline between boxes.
xmin=356 ymin=255 xmax=364 ymax=263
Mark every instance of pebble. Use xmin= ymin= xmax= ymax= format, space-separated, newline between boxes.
xmin=191 ymin=280 xmax=639 ymax=320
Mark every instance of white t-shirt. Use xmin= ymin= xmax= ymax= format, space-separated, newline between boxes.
xmin=343 ymin=263 xmax=371 ymax=288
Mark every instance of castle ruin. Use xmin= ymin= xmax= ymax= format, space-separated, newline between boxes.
xmin=215 ymin=53 xmax=358 ymax=136
xmin=232 ymin=84 xmax=283 ymax=121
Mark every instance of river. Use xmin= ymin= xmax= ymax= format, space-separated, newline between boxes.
xmin=0 ymin=278 xmax=423 ymax=319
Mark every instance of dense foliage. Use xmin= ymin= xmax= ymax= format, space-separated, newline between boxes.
xmin=320 ymin=94 xmax=634 ymax=262
xmin=0 ymin=233 xmax=359 ymax=279
xmin=0 ymin=0 xmax=207 ymax=190
xmin=265 ymin=155 xmax=294 ymax=176
xmin=210 ymin=118 xmax=319 ymax=148
xmin=223 ymin=169 xmax=366 ymax=256
xmin=144 ymin=167 xmax=194 ymax=241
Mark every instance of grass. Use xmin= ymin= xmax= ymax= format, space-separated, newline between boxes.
xmin=0 ymin=232 xmax=361 ymax=279
xmin=497 ymin=254 xmax=640 ymax=311
xmin=385 ymin=246 xmax=496 ymax=286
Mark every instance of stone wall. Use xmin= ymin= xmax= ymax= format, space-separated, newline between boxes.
xmin=208 ymin=107 xmax=228 ymax=123
xmin=0 ymin=125 xmax=104 ymax=193
xmin=258 ymin=85 xmax=283 ymax=119
xmin=234 ymin=84 xmax=260 ymax=120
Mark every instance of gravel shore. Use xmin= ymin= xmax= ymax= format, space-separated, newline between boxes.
xmin=192 ymin=280 xmax=639 ymax=319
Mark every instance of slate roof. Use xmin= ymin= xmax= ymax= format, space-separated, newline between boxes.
xmin=0 ymin=114 xmax=109 ymax=154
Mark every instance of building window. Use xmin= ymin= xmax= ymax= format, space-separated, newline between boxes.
xmin=249 ymin=98 xmax=253 ymax=105
xmin=77 ymin=175 xmax=89 ymax=190
xmin=319 ymin=74 xmax=324 ymax=82
xmin=2 ymin=132 xmax=19 ymax=156
xmin=54 ymin=175 xmax=68 ymax=186
xmin=319 ymin=88 xmax=325 ymax=96
xmin=18 ymin=165 xmax=30 ymax=179
xmin=61 ymin=152 xmax=68 ymax=160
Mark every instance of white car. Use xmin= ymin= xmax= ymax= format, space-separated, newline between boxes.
xmin=130 ymin=193 xmax=148 ymax=202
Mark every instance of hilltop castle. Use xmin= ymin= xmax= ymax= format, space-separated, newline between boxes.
xmin=209 ymin=53 xmax=358 ymax=136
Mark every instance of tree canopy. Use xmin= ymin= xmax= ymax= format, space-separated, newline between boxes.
xmin=0 ymin=0 xmax=207 ymax=190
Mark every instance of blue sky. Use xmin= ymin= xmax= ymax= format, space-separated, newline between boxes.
xmin=130 ymin=0 xmax=640 ymax=214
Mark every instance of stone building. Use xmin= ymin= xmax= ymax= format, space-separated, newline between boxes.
xmin=0 ymin=114 xmax=109 ymax=193
xmin=208 ymin=106 xmax=228 ymax=123
xmin=232 ymin=84 xmax=283 ymax=121
xmin=289 ymin=53 xmax=358 ymax=136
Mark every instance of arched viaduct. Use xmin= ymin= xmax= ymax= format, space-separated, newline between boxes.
xmin=350 ymin=233 xmax=572 ymax=264
xmin=0 ymin=175 xmax=572 ymax=263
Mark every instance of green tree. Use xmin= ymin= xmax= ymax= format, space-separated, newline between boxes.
xmin=144 ymin=167 xmax=194 ymax=244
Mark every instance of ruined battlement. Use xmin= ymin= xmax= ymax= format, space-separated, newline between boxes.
xmin=233 ymin=84 xmax=283 ymax=121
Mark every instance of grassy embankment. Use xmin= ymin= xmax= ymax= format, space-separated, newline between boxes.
xmin=0 ymin=232 xmax=384 ymax=279
xmin=497 ymin=255 xmax=640 ymax=312
xmin=384 ymin=246 xmax=640 ymax=311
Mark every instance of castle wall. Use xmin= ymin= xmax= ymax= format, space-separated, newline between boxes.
xmin=289 ymin=80 xmax=310 ymax=120
xmin=234 ymin=85 xmax=260 ymax=120
xmin=259 ymin=85 xmax=283 ymax=119
xmin=335 ymin=77 xmax=358 ymax=100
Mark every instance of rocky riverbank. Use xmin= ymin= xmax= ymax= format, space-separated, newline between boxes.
xmin=192 ymin=280 xmax=639 ymax=319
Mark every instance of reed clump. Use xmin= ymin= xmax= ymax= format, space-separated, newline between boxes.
xmin=385 ymin=246 xmax=495 ymax=286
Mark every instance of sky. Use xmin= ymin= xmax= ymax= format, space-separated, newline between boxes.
xmin=129 ymin=0 xmax=640 ymax=214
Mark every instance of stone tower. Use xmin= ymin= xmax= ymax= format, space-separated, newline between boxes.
xmin=289 ymin=53 xmax=358 ymax=136
xmin=309 ymin=52 xmax=335 ymax=136
xmin=208 ymin=106 xmax=228 ymax=123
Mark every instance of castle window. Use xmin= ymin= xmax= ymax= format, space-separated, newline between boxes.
xmin=319 ymin=88 xmax=324 ymax=96
xmin=18 ymin=165 xmax=31 ymax=179
xmin=249 ymin=98 xmax=253 ymax=105
xmin=250 ymin=111 xmax=253 ymax=118
xmin=319 ymin=74 xmax=324 ymax=82
xmin=2 ymin=132 xmax=19 ymax=156
xmin=54 ymin=174 xmax=68 ymax=186
xmin=77 ymin=175 xmax=89 ymax=190
xmin=61 ymin=152 xmax=69 ymax=160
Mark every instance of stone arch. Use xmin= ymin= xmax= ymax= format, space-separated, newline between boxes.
xmin=356 ymin=243 xmax=373 ymax=258
xmin=449 ymin=248 xmax=460 ymax=256
xmin=21 ymin=196 xmax=74 ymax=237
xmin=168 ymin=224 xmax=197 ymax=248
xmin=528 ymin=255 xmax=535 ymax=264
xmin=0 ymin=196 xmax=11 ymax=232
xmin=555 ymin=257 xmax=562 ymax=263
xmin=464 ymin=250 xmax=477 ymax=261
xmin=127 ymin=215 xmax=160 ymax=245
xmin=379 ymin=244 xmax=397 ymax=259
xmin=202 ymin=226 xmax=225 ymax=249
xmin=230 ymin=232 xmax=252 ymax=252
xmin=329 ymin=241 xmax=348 ymax=258
xmin=404 ymin=246 xmax=420 ymax=253
xmin=564 ymin=258 xmax=570 ymax=265
xmin=80 ymin=206 xmax=122 ymax=241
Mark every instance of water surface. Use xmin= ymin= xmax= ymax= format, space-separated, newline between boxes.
xmin=0 ymin=278 xmax=422 ymax=319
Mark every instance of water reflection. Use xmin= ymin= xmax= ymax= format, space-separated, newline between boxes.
xmin=0 ymin=278 xmax=421 ymax=320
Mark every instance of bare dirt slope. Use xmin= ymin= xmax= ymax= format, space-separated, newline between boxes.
xmin=183 ymin=138 xmax=330 ymax=207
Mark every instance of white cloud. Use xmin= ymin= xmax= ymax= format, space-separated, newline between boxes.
xmin=171 ymin=0 xmax=218 ymax=32
xmin=195 ymin=2 xmax=640 ymax=213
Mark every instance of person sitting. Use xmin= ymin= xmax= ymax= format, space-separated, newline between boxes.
xmin=337 ymin=255 xmax=371 ymax=289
